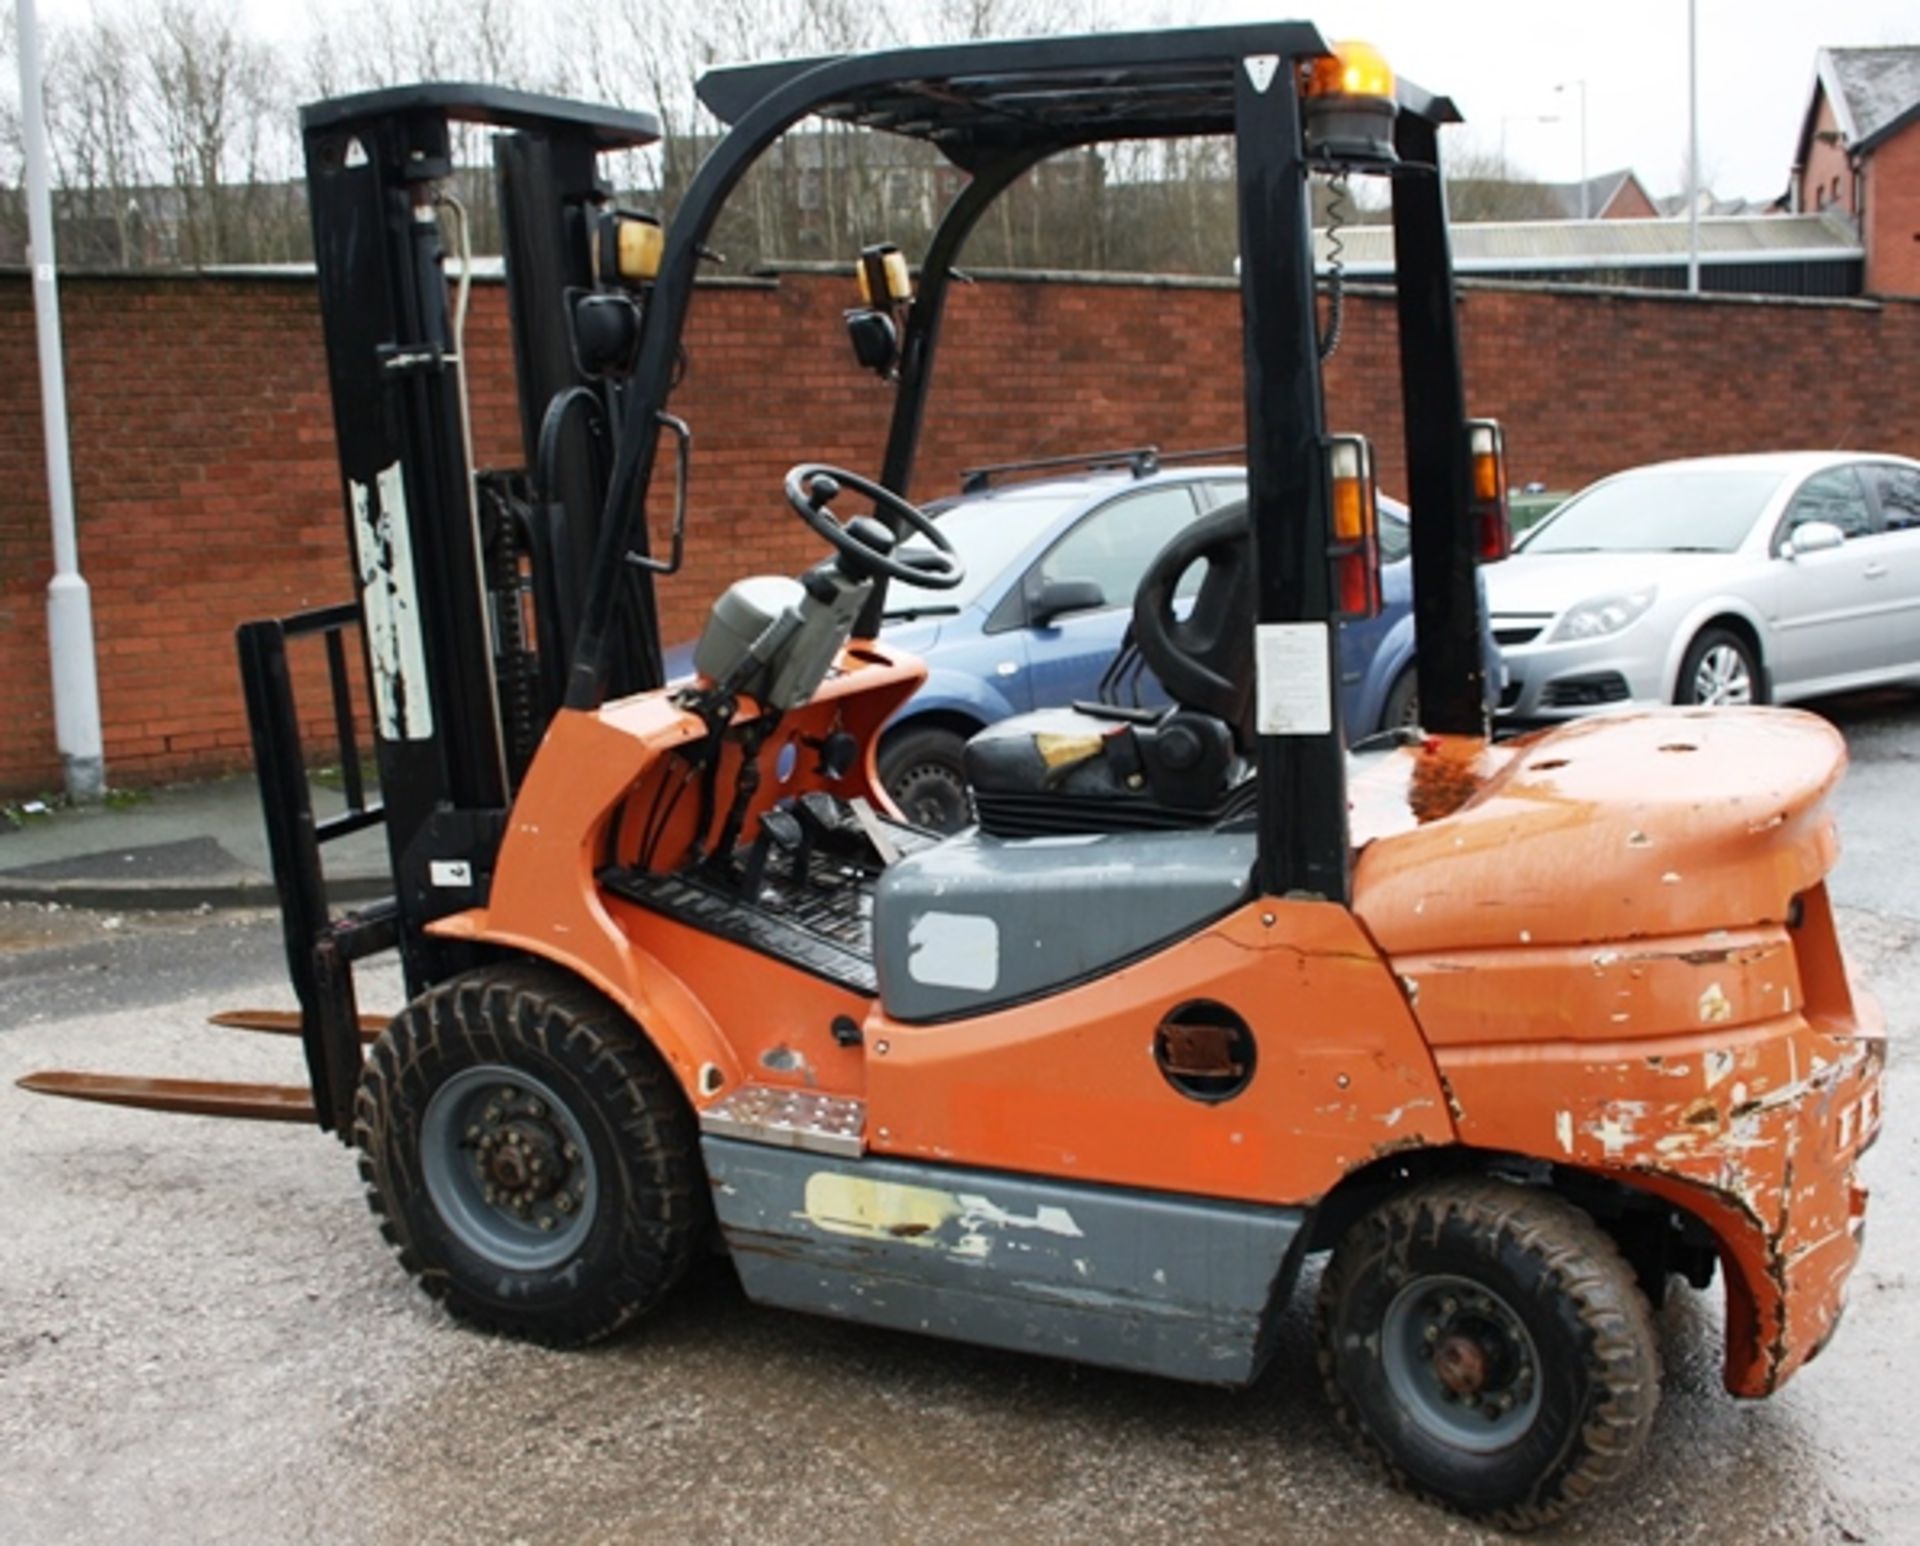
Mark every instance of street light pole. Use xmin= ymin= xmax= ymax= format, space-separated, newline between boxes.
xmin=16 ymin=0 xmax=105 ymax=800
xmin=1556 ymin=80 xmax=1589 ymax=217
xmin=1687 ymin=0 xmax=1701 ymax=292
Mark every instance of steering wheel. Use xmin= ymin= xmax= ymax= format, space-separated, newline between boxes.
xmin=783 ymin=463 xmax=964 ymax=590
xmin=1132 ymin=499 xmax=1256 ymax=737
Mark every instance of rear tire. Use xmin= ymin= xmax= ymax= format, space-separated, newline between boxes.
xmin=355 ymin=962 xmax=705 ymax=1347
xmin=1316 ymin=1177 xmax=1660 ymax=1531
xmin=877 ymin=723 xmax=973 ymax=834
xmin=1675 ymin=627 xmax=1763 ymax=707
xmin=1381 ymin=667 xmax=1420 ymax=733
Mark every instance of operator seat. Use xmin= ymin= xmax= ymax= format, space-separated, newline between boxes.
xmin=960 ymin=500 xmax=1258 ymax=836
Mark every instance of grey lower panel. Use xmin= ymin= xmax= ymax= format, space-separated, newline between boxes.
xmin=704 ymin=1137 xmax=1302 ymax=1387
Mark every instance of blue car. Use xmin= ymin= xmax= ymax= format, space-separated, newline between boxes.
xmin=872 ymin=461 xmax=1427 ymax=831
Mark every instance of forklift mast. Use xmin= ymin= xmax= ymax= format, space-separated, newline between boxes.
xmin=237 ymin=85 xmax=661 ymax=1132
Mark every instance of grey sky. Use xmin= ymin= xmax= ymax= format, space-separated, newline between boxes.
xmin=1213 ymin=0 xmax=1915 ymax=200
xmin=28 ymin=0 xmax=1919 ymax=201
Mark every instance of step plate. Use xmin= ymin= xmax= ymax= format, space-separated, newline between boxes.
xmin=699 ymin=1083 xmax=866 ymax=1158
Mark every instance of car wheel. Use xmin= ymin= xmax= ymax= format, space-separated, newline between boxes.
xmin=1316 ymin=1177 xmax=1661 ymax=1531
xmin=355 ymin=963 xmax=706 ymax=1347
xmin=878 ymin=725 xmax=973 ymax=835
xmin=1676 ymin=627 xmax=1762 ymax=707
xmin=1381 ymin=667 xmax=1420 ymax=733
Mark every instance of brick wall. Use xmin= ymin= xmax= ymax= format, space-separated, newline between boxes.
xmin=1 ymin=268 xmax=1916 ymax=795
xmin=1867 ymin=122 xmax=1920 ymax=298
xmin=1800 ymin=90 xmax=1856 ymax=216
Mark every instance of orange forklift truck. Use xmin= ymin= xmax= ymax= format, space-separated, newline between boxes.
xmin=22 ymin=24 xmax=1884 ymax=1531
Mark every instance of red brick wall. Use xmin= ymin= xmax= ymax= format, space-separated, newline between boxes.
xmin=1800 ymin=91 xmax=1856 ymax=215
xmin=1 ymin=269 xmax=1917 ymax=795
xmin=1866 ymin=121 xmax=1920 ymax=298
xmin=1601 ymin=179 xmax=1658 ymax=220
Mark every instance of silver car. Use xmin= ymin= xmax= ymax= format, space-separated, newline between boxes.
xmin=1487 ymin=451 xmax=1920 ymax=719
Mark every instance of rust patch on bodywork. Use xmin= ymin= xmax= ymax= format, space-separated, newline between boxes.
xmin=1406 ymin=735 xmax=1495 ymax=824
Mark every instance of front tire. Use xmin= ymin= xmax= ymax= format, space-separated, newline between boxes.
xmin=1316 ymin=1177 xmax=1660 ymax=1531
xmin=1676 ymin=626 xmax=1762 ymax=707
xmin=355 ymin=963 xmax=705 ymax=1347
xmin=877 ymin=723 xmax=973 ymax=834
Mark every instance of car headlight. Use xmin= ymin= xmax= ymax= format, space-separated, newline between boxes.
xmin=1547 ymin=587 xmax=1657 ymax=643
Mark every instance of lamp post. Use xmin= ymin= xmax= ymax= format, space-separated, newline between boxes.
xmin=1556 ymin=79 xmax=1589 ymax=217
xmin=1687 ymin=0 xmax=1701 ymax=292
xmin=16 ymin=0 xmax=105 ymax=801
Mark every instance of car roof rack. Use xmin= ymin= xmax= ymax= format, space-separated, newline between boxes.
xmin=957 ymin=442 xmax=1251 ymax=495
xmin=959 ymin=446 xmax=1162 ymax=494
xmin=1156 ymin=443 xmax=1246 ymax=467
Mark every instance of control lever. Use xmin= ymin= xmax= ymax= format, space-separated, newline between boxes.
xmin=740 ymin=806 xmax=803 ymax=897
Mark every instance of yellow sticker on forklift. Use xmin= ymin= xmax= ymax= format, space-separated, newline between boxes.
xmin=1255 ymin=623 xmax=1332 ymax=735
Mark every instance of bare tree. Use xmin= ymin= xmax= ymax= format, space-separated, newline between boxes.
xmin=137 ymin=1 xmax=290 ymax=265
xmin=0 ymin=10 xmax=23 ymax=260
xmin=46 ymin=12 xmax=150 ymax=266
xmin=1440 ymin=139 xmax=1566 ymax=222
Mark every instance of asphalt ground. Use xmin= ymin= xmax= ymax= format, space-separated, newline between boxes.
xmin=2 ymin=692 xmax=1918 ymax=1545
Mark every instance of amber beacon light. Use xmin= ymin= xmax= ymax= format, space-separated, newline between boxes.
xmin=1301 ymin=41 xmax=1398 ymax=165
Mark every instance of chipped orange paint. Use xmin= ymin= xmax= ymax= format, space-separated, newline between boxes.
xmin=1356 ymin=708 xmax=1879 ymax=1397
xmin=434 ymin=665 xmax=1880 ymax=1404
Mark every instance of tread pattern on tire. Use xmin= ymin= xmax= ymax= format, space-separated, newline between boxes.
xmin=354 ymin=961 xmax=705 ymax=1348
xmin=1314 ymin=1175 xmax=1662 ymax=1533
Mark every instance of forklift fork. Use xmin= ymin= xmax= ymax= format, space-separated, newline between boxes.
xmin=17 ymin=604 xmax=398 ymax=1137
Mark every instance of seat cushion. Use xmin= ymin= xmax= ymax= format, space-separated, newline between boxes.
xmin=962 ymin=707 xmax=1132 ymax=799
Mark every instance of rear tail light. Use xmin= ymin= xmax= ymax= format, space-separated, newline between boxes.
xmin=1327 ymin=434 xmax=1381 ymax=620
xmin=1468 ymin=419 xmax=1511 ymax=562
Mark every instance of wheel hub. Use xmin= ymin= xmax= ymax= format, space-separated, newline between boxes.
xmin=1383 ymin=1274 xmax=1543 ymax=1451
xmin=477 ymin=1118 xmax=567 ymax=1202
xmin=420 ymin=1065 xmax=599 ymax=1269
xmin=1433 ymin=1333 xmax=1489 ymax=1396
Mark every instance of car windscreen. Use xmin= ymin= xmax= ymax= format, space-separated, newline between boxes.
xmin=1378 ymin=504 xmax=1409 ymax=564
xmin=888 ymin=491 xmax=1082 ymax=615
xmin=1520 ymin=469 xmax=1785 ymax=555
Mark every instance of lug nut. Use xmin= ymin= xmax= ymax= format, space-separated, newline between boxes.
xmin=500 ymin=1087 xmax=516 ymax=1103
xmin=465 ymin=1125 xmax=481 ymax=1142
xmin=483 ymin=1106 xmax=500 ymax=1125
xmin=554 ymin=1193 xmax=573 ymax=1215
xmin=539 ymin=1216 xmax=555 ymax=1232
xmin=526 ymin=1100 xmax=544 ymax=1119
xmin=563 ymin=1143 xmax=579 ymax=1162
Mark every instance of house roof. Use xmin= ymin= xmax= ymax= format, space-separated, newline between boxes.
xmin=1317 ymin=212 xmax=1862 ymax=276
xmin=1655 ymin=190 xmax=1774 ymax=217
xmin=1794 ymin=45 xmax=1920 ymax=164
xmin=1536 ymin=169 xmax=1645 ymax=219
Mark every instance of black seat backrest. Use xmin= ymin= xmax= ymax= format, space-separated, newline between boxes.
xmin=1131 ymin=499 xmax=1255 ymax=748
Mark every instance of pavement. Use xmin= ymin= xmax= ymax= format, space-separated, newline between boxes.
xmin=0 ymin=772 xmax=388 ymax=911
